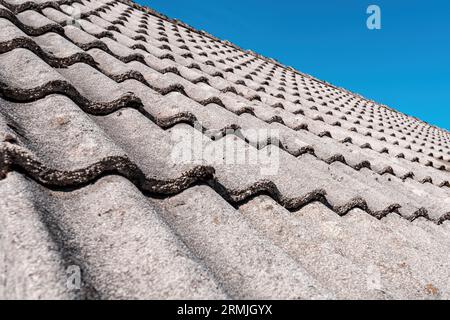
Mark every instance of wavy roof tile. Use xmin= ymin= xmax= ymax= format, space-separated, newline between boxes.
xmin=0 ymin=0 xmax=450 ymax=299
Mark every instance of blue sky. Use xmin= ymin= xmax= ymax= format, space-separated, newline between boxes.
xmin=138 ymin=0 xmax=450 ymax=130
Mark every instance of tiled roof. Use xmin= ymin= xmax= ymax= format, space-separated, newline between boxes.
xmin=0 ymin=0 xmax=450 ymax=300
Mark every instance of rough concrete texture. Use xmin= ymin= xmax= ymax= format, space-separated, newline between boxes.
xmin=0 ymin=0 xmax=449 ymax=299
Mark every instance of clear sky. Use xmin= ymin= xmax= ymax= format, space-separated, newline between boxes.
xmin=137 ymin=0 xmax=450 ymax=131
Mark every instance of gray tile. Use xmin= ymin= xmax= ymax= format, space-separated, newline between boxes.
xmin=0 ymin=0 xmax=449 ymax=300
xmin=0 ymin=172 xmax=227 ymax=299
xmin=152 ymin=185 xmax=332 ymax=299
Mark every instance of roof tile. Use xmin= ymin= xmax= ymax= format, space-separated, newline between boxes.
xmin=0 ymin=0 xmax=449 ymax=299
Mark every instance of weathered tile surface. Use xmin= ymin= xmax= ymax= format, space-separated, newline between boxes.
xmin=0 ymin=0 xmax=449 ymax=299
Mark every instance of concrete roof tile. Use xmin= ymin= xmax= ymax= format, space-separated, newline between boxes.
xmin=0 ymin=0 xmax=449 ymax=299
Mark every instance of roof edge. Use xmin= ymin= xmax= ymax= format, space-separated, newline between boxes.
xmin=117 ymin=0 xmax=449 ymax=134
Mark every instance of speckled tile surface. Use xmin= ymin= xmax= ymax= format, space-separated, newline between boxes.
xmin=0 ymin=0 xmax=449 ymax=299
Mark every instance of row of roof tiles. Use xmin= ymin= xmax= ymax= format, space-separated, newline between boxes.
xmin=0 ymin=0 xmax=449 ymax=299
